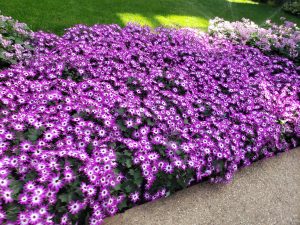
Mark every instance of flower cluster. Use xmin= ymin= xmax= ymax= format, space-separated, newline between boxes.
xmin=208 ymin=17 xmax=300 ymax=63
xmin=0 ymin=14 xmax=33 ymax=69
xmin=0 ymin=23 xmax=300 ymax=224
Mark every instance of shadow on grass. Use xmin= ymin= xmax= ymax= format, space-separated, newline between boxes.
xmin=0 ymin=0 xmax=299 ymax=34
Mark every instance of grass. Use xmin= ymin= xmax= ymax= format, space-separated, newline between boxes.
xmin=0 ymin=0 xmax=299 ymax=35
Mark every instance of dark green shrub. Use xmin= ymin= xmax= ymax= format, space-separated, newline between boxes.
xmin=283 ymin=0 xmax=300 ymax=15
xmin=253 ymin=0 xmax=288 ymax=4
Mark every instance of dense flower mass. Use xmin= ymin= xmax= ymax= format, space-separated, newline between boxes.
xmin=208 ymin=17 xmax=300 ymax=64
xmin=0 ymin=14 xmax=33 ymax=68
xmin=0 ymin=23 xmax=300 ymax=224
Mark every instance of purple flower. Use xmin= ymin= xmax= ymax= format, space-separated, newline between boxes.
xmin=68 ymin=201 xmax=83 ymax=215
xmin=2 ymin=189 xmax=13 ymax=203
xmin=129 ymin=192 xmax=140 ymax=203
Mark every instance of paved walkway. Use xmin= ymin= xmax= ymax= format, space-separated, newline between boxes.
xmin=104 ymin=148 xmax=300 ymax=225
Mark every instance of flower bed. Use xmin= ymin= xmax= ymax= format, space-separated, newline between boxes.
xmin=0 ymin=14 xmax=33 ymax=69
xmin=208 ymin=17 xmax=300 ymax=64
xmin=0 ymin=22 xmax=300 ymax=224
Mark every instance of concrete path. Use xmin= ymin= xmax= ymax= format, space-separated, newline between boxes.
xmin=104 ymin=148 xmax=300 ymax=225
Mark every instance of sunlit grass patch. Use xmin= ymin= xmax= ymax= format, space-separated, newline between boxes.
xmin=154 ymin=15 xmax=209 ymax=29
xmin=227 ymin=0 xmax=259 ymax=4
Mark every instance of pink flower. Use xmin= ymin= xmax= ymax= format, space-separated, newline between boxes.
xmin=68 ymin=201 xmax=83 ymax=215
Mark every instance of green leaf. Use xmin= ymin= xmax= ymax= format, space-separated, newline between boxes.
xmin=109 ymin=142 xmax=117 ymax=149
xmin=128 ymin=169 xmax=135 ymax=176
xmin=58 ymin=193 xmax=72 ymax=203
xmin=117 ymin=107 xmax=125 ymax=115
xmin=118 ymin=122 xmax=127 ymax=132
xmin=158 ymin=148 xmax=167 ymax=157
xmin=25 ymin=127 xmax=44 ymax=142
xmin=112 ymin=184 xmax=121 ymax=191
xmin=57 ymin=206 xmax=67 ymax=213
xmin=124 ymin=183 xmax=135 ymax=193
xmin=114 ymin=168 xmax=121 ymax=174
xmin=133 ymin=170 xmax=142 ymax=179
xmin=68 ymin=158 xmax=82 ymax=168
xmin=86 ymin=143 xmax=93 ymax=155
xmin=27 ymin=134 xmax=38 ymax=141
xmin=147 ymin=118 xmax=155 ymax=126
xmin=125 ymin=158 xmax=132 ymax=168
xmin=75 ymin=189 xmax=84 ymax=199
xmin=117 ymin=199 xmax=128 ymax=211
xmin=175 ymin=150 xmax=181 ymax=155
xmin=184 ymin=118 xmax=189 ymax=124
xmin=124 ymin=150 xmax=132 ymax=157
xmin=133 ymin=175 xmax=143 ymax=186
xmin=6 ymin=203 xmax=20 ymax=221
xmin=70 ymin=179 xmax=80 ymax=189
xmin=24 ymin=171 xmax=38 ymax=182
xmin=9 ymin=179 xmax=23 ymax=197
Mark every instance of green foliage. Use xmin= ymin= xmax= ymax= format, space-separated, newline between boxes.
xmin=253 ymin=0 xmax=288 ymax=4
xmin=3 ymin=177 xmax=24 ymax=221
xmin=24 ymin=127 xmax=45 ymax=142
xmin=62 ymin=67 xmax=85 ymax=82
xmin=51 ymin=162 xmax=85 ymax=223
xmin=9 ymin=179 xmax=23 ymax=199
xmin=0 ymin=0 xmax=299 ymax=35
xmin=24 ymin=171 xmax=38 ymax=182
xmin=5 ymin=203 xmax=20 ymax=221
xmin=112 ymin=141 xmax=196 ymax=212
xmin=150 ymin=168 xmax=195 ymax=195
xmin=111 ymin=146 xmax=143 ymax=211
xmin=283 ymin=0 xmax=300 ymax=15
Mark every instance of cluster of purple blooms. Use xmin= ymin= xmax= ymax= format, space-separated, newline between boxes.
xmin=0 ymin=14 xmax=33 ymax=67
xmin=0 ymin=23 xmax=300 ymax=224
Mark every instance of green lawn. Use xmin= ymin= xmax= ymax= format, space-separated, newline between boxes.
xmin=0 ymin=0 xmax=299 ymax=35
